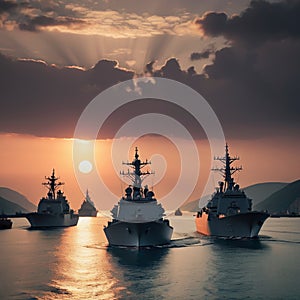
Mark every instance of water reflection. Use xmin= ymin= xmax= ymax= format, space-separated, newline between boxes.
xmin=46 ymin=216 xmax=172 ymax=299
xmin=1 ymin=221 xmax=65 ymax=300
xmin=200 ymin=236 xmax=271 ymax=299
xmin=107 ymin=246 xmax=169 ymax=267
xmin=47 ymin=217 xmax=118 ymax=299
xmin=106 ymin=246 xmax=171 ymax=299
xmin=212 ymin=237 xmax=269 ymax=250
xmin=32 ymin=215 xmax=268 ymax=299
xmin=2 ymin=216 xmax=299 ymax=299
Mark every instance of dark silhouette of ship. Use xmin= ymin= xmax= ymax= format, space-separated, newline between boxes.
xmin=174 ymin=208 xmax=183 ymax=216
xmin=78 ymin=190 xmax=98 ymax=217
xmin=26 ymin=169 xmax=79 ymax=228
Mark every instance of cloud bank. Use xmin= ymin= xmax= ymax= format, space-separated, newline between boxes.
xmin=0 ymin=0 xmax=299 ymax=140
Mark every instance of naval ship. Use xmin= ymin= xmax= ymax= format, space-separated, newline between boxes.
xmin=104 ymin=147 xmax=173 ymax=247
xmin=26 ymin=169 xmax=79 ymax=228
xmin=78 ymin=190 xmax=98 ymax=217
xmin=195 ymin=144 xmax=269 ymax=238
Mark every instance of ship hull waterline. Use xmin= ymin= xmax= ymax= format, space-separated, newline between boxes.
xmin=196 ymin=211 xmax=269 ymax=238
xmin=78 ymin=211 xmax=97 ymax=217
xmin=104 ymin=220 xmax=173 ymax=247
xmin=26 ymin=213 xmax=79 ymax=229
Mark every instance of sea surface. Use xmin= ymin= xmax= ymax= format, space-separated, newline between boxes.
xmin=0 ymin=215 xmax=299 ymax=300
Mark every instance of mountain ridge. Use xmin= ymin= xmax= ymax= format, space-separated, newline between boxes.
xmin=0 ymin=187 xmax=36 ymax=212
xmin=0 ymin=196 xmax=28 ymax=214
xmin=255 ymin=179 xmax=300 ymax=214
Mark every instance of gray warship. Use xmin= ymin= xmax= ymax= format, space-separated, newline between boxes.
xmin=196 ymin=144 xmax=269 ymax=238
xmin=104 ymin=147 xmax=173 ymax=247
xmin=26 ymin=169 xmax=79 ymax=228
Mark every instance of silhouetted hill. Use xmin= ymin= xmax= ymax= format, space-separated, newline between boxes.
xmin=180 ymin=194 xmax=211 ymax=212
xmin=244 ymin=182 xmax=288 ymax=208
xmin=255 ymin=180 xmax=300 ymax=214
xmin=0 ymin=196 xmax=28 ymax=214
xmin=0 ymin=187 xmax=36 ymax=212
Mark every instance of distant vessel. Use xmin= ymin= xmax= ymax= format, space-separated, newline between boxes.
xmin=104 ymin=147 xmax=173 ymax=247
xmin=0 ymin=218 xmax=12 ymax=229
xmin=174 ymin=208 xmax=183 ymax=216
xmin=26 ymin=169 xmax=79 ymax=228
xmin=78 ymin=190 xmax=98 ymax=217
xmin=195 ymin=144 xmax=269 ymax=238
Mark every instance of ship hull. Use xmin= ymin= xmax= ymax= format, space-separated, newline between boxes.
xmin=26 ymin=213 xmax=79 ymax=229
xmin=195 ymin=211 xmax=269 ymax=238
xmin=104 ymin=220 xmax=173 ymax=247
xmin=78 ymin=211 xmax=97 ymax=217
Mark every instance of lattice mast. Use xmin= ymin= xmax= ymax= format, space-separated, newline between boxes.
xmin=121 ymin=147 xmax=153 ymax=189
xmin=212 ymin=143 xmax=242 ymax=191
xmin=42 ymin=169 xmax=64 ymax=199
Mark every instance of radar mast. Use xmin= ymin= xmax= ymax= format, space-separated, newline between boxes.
xmin=121 ymin=147 xmax=153 ymax=188
xmin=42 ymin=169 xmax=64 ymax=199
xmin=212 ymin=143 xmax=242 ymax=191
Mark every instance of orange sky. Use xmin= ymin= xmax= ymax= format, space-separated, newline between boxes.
xmin=1 ymin=133 xmax=299 ymax=211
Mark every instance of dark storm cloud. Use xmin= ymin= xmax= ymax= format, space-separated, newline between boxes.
xmin=152 ymin=58 xmax=198 ymax=83
xmin=0 ymin=53 xmax=133 ymax=137
xmin=0 ymin=0 xmax=299 ymax=140
xmin=182 ymin=0 xmax=300 ymax=138
xmin=195 ymin=12 xmax=227 ymax=37
xmin=145 ymin=60 xmax=156 ymax=75
xmin=195 ymin=0 xmax=300 ymax=43
xmin=1 ymin=37 xmax=299 ymax=140
xmin=160 ymin=58 xmax=183 ymax=79
xmin=190 ymin=49 xmax=212 ymax=61
xmin=151 ymin=44 xmax=300 ymax=138
xmin=0 ymin=0 xmax=17 ymax=14
xmin=88 ymin=59 xmax=134 ymax=88
xmin=143 ymin=0 xmax=300 ymax=139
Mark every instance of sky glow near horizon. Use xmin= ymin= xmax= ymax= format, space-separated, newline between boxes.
xmin=0 ymin=133 xmax=299 ymax=210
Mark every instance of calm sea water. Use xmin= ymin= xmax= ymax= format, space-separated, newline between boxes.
xmin=0 ymin=215 xmax=299 ymax=300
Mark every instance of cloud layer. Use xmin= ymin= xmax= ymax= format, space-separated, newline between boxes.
xmin=195 ymin=0 xmax=300 ymax=43
xmin=0 ymin=54 xmax=133 ymax=137
xmin=0 ymin=0 xmax=197 ymax=38
xmin=0 ymin=0 xmax=299 ymax=140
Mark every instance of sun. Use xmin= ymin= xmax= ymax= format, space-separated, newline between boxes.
xmin=78 ymin=160 xmax=93 ymax=174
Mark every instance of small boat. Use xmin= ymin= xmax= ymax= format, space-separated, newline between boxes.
xmin=26 ymin=169 xmax=79 ymax=228
xmin=78 ymin=190 xmax=98 ymax=217
xmin=0 ymin=218 xmax=12 ymax=229
xmin=195 ymin=144 xmax=269 ymax=238
xmin=104 ymin=147 xmax=173 ymax=247
xmin=174 ymin=208 xmax=183 ymax=216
